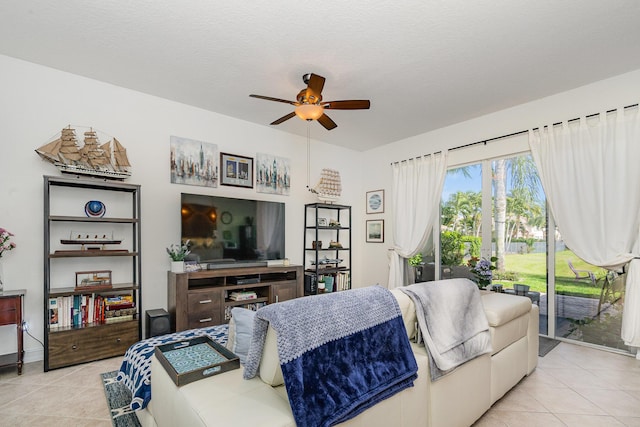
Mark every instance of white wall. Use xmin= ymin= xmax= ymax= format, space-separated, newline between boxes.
xmin=359 ymin=68 xmax=640 ymax=288
xmin=4 ymin=52 xmax=639 ymax=363
xmin=0 ymin=55 xmax=364 ymax=362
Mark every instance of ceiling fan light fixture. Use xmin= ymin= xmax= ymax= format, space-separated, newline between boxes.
xmin=295 ymin=104 xmax=324 ymax=121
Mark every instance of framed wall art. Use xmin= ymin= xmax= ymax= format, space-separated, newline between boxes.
xmin=220 ymin=152 xmax=254 ymax=188
xmin=256 ymin=153 xmax=291 ymax=195
xmin=366 ymin=189 xmax=385 ymax=214
xmin=366 ymin=220 xmax=384 ymax=243
xmin=170 ymin=136 xmax=219 ymax=187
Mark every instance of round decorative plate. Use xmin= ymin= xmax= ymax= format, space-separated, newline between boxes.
xmin=368 ymin=194 xmax=382 ymax=211
xmin=85 ymin=200 xmax=106 ymax=218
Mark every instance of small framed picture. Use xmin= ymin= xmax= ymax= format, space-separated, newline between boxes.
xmin=76 ymin=270 xmax=112 ymax=289
xmin=366 ymin=189 xmax=385 ymax=214
xmin=220 ymin=152 xmax=254 ymax=188
xmin=366 ymin=220 xmax=384 ymax=243
xmin=318 ymin=217 xmax=328 ymax=227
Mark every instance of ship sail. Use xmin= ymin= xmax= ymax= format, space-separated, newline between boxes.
xmin=99 ymin=140 xmax=112 ymax=164
xmin=312 ymin=168 xmax=342 ymax=203
xmin=34 ymin=126 xmax=132 ymax=181
xmin=58 ymin=127 xmax=82 ymax=162
xmin=80 ymin=129 xmax=110 ymax=167
xmin=112 ymin=138 xmax=131 ymax=169
xmin=35 ymin=138 xmax=62 ymax=162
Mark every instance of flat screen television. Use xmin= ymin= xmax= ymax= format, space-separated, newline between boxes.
xmin=181 ymin=193 xmax=285 ymax=265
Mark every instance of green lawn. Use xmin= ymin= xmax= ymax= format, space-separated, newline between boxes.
xmin=494 ymin=249 xmax=605 ymax=298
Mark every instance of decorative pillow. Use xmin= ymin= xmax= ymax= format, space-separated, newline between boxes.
xmin=226 ymin=307 xmax=256 ymax=364
xmin=259 ymin=325 xmax=284 ymax=386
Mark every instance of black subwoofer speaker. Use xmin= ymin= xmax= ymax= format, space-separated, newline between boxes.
xmin=146 ymin=308 xmax=171 ymax=338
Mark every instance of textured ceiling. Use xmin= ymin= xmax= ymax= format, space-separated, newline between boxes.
xmin=2 ymin=1 xmax=640 ymax=151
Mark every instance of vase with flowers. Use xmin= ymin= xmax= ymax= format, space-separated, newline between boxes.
xmin=0 ymin=228 xmax=17 ymax=291
xmin=467 ymin=256 xmax=497 ymax=289
xmin=166 ymin=240 xmax=190 ymax=273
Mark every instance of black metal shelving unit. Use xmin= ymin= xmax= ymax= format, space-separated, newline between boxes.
xmin=303 ymin=203 xmax=351 ymax=295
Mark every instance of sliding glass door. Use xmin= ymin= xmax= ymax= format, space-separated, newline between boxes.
xmin=438 ymin=154 xmax=549 ymax=336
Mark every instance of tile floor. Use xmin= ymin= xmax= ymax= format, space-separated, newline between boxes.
xmin=475 ymin=342 xmax=640 ymax=426
xmin=0 ymin=341 xmax=638 ymax=426
xmin=0 ymin=356 xmax=121 ymax=427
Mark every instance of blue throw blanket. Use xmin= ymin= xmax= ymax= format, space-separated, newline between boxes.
xmin=244 ymin=286 xmax=418 ymax=427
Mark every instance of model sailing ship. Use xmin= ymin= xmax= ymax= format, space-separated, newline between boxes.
xmin=310 ymin=168 xmax=342 ymax=203
xmin=35 ymin=126 xmax=131 ymax=180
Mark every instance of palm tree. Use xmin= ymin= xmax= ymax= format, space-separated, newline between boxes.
xmin=493 ymin=155 xmax=541 ymax=271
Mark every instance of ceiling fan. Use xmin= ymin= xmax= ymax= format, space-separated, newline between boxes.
xmin=250 ymin=73 xmax=370 ymax=130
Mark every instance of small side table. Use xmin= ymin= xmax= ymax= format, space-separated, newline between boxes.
xmin=0 ymin=289 xmax=26 ymax=374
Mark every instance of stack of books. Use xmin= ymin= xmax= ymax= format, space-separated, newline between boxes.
xmin=49 ymin=294 xmax=136 ymax=329
xmin=229 ymin=291 xmax=257 ymax=301
xmin=104 ymin=296 xmax=136 ymax=324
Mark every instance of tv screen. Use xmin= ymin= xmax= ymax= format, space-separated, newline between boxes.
xmin=181 ymin=193 xmax=285 ymax=264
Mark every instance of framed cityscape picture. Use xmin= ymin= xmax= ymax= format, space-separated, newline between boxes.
xmin=366 ymin=220 xmax=384 ymax=243
xmin=366 ymin=189 xmax=385 ymax=214
xmin=256 ymin=153 xmax=291 ymax=195
xmin=220 ymin=152 xmax=253 ymax=188
xmin=170 ymin=136 xmax=219 ymax=187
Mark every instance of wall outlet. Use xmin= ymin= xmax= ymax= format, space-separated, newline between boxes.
xmin=22 ymin=321 xmax=29 ymax=332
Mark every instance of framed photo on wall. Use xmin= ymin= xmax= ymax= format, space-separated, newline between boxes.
xmin=366 ymin=189 xmax=385 ymax=214
xmin=220 ymin=153 xmax=253 ymax=188
xmin=366 ymin=220 xmax=384 ymax=243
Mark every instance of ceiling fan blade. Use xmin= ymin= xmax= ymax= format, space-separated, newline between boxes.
xmin=250 ymin=94 xmax=297 ymax=106
xmin=270 ymin=111 xmax=297 ymax=125
xmin=307 ymin=73 xmax=326 ymax=97
xmin=321 ymin=100 xmax=371 ymax=110
xmin=317 ymin=113 xmax=337 ymax=130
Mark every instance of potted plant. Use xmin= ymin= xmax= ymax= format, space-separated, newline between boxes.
xmin=166 ymin=240 xmax=190 ymax=273
xmin=467 ymin=256 xmax=497 ymax=289
xmin=408 ymin=253 xmax=425 ymax=283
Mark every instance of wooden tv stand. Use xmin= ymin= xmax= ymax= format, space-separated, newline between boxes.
xmin=167 ymin=265 xmax=303 ymax=333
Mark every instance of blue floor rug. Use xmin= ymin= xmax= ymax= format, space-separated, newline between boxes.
xmin=101 ymin=371 xmax=142 ymax=427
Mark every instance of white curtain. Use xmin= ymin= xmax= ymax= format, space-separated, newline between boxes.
xmin=388 ymin=152 xmax=448 ymax=288
xmin=528 ymin=105 xmax=640 ymax=347
xmin=256 ymin=202 xmax=285 ymax=259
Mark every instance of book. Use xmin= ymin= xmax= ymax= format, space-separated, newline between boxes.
xmin=49 ymin=298 xmax=59 ymax=326
xmin=105 ymin=314 xmax=134 ymax=324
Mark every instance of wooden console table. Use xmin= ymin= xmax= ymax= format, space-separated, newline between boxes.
xmin=0 ymin=289 xmax=26 ymax=374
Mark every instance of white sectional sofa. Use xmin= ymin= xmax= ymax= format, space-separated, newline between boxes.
xmin=139 ymin=284 xmax=539 ymax=427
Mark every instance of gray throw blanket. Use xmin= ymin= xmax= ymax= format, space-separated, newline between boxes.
xmin=399 ymin=279 xmax=492 ymax=380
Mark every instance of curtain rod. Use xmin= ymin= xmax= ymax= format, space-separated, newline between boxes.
xmin=390 ymin=102 xmax=638 ymax=165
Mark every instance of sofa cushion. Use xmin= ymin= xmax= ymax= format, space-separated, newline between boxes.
xmin=481 ymin=292 xmax=531 ymax=327
xmin=481 ymin=292 xmax=532 ymax=354
xmin=389 ymin=288 xmax=416 ymax=339
xmin=259 ymin=326 xmax=284 ymax=386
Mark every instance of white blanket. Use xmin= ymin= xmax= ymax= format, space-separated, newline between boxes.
xmin=400 ymin=279 xmax=492 ymax=380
